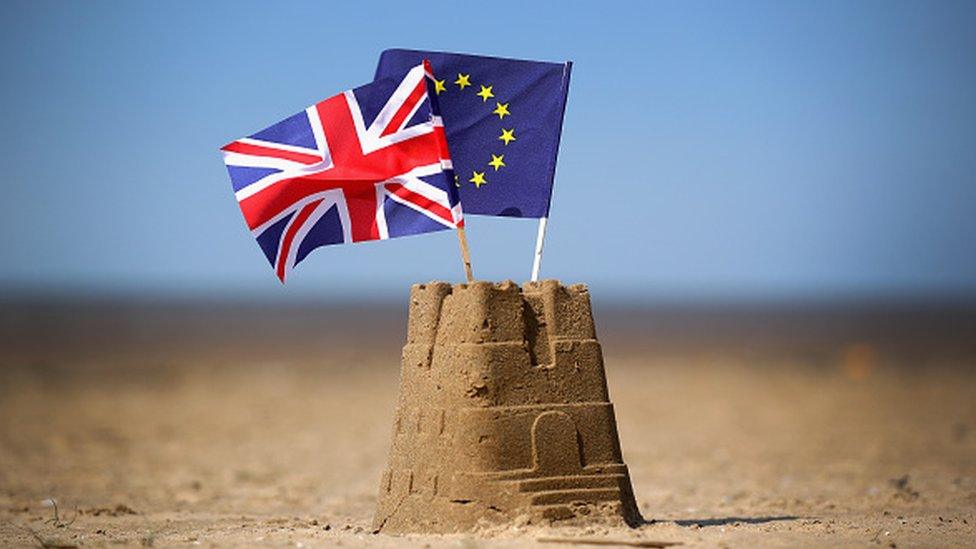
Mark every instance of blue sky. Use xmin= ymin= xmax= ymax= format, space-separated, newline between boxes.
xmin=2 ymin=1 xmax=974 ymax=300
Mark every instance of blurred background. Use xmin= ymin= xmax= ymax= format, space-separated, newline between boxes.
xmin=1 ymin=2 xmax=975 ymax=546
xmin=1 ymin=0 xmax=974 ymax=302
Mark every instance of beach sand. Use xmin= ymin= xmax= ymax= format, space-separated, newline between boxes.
xmin=1 ymin=300 xmax=974 ymax=546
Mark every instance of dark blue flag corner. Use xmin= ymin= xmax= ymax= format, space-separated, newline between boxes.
xmin=376 ymin=49 xmax=572 ymax=218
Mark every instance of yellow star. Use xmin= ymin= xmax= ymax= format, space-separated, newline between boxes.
xmin=454 ymin=174 xmax=460 ymax=187
xmin=492 ymin=102 xmax=511 ymax=119
xmin=488 ymin=154 xmax=506 ymax=171
xmin=476 ymin=85 xmax=494 ymax=102
xmin=498 ymin=128 xmax=516 ymax=145
xmin=454 ymin=73 xmax=471 ymax=90
xmin=469 ymin=171 xmax=487 ymax=188
xmin=434 ymin=78 xmax=446 ymax=95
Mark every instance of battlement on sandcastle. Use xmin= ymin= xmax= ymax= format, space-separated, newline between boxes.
xmin=374 ymin=280 xmax=642 ymax=533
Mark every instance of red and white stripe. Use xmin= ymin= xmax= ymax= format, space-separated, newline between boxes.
xmin=221 ymin=61 xmax=460 ymax=282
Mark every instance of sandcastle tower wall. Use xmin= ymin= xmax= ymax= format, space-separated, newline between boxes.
xmin=375 ymin=281 xmax=641 ymax=533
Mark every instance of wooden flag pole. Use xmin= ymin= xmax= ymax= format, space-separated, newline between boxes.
xmin=456 ymin=226 xmax=474 ymax=282
xmin=530 ymin=216 xmax=548 ymax=282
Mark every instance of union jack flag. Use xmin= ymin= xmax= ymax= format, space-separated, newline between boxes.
xmin=220 ymin=61 xmax=463 ymax=282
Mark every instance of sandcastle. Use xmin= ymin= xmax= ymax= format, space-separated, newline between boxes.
xmin=373 ymin=280 xmax=642 ymax=533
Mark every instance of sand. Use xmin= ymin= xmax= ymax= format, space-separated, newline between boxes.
xmin=377 ymin=281 xmax=639 ymax=532
xmin=1 ymin=299 xmax=974 ymax=546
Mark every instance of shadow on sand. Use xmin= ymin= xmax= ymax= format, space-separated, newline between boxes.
xmin=670 ymin=515 xmax=801 ymax=527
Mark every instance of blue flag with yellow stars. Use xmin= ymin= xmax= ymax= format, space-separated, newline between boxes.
xmin=375 ymin=49 xmax=572 ymax=218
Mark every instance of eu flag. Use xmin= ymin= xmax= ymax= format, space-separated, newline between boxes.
xmin=376 ymin=49 xmax=572 ymax=218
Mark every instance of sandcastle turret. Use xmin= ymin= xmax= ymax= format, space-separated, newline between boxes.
xmin=373 ymin=280 xmax=641 ymax=533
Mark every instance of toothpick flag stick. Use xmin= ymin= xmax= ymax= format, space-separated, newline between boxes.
xmin=530 ymin=217 xmax=548 ymax=282
xmin=457 ymin=226 xmax=474 ymax=282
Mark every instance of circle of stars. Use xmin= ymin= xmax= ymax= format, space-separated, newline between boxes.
xmin=434 ymin=71 xmax=516 ymax=190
